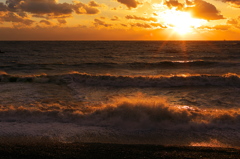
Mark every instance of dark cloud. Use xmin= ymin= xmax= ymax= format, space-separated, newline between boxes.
xmin=94 ymin=18 xmax=112 ymax=27
xmin=185 ymin=0 xmax=224 ymax=20
xmin=40 ymin=19 xmax=52 ymax=25
xmin=0 ymin=2 xmax=8 ymax=11
xmin=117 ymin=0 xmax=140 ymax=9
xmin=125 ymin=15 xmax=157 ymax=22
xmin=0 ymin=12 xmax=34 ymax=25
xmin=5 ymin=0 xmax=100 ymax=16
xmin=32 ymin=14 xmax=48 ymax=19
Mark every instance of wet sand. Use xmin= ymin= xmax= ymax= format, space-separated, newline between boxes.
xmin=0 ymin=142 xmax=239 ymax=159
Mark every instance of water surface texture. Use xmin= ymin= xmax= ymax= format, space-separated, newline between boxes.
xmin=0 ymin=41 xmax=240 ymax=147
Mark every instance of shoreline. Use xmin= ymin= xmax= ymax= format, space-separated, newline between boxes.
xmin=0 ymin=142 xmax=239 ymax=159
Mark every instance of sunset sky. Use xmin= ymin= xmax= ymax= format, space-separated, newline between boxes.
xmin=0 ymin=0 xmax=240 ymax=40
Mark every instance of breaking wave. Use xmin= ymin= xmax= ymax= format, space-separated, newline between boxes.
xmin=0 ymin=73 xmax=240 ymax=88
xmin=1 ymin=96 xmax=240 ymax=146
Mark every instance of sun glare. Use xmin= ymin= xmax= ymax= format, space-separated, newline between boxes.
xmin=161 ymin=9 xmax=206 ymax=35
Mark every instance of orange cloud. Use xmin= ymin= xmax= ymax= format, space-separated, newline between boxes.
xmin=73 ymin=1 xmax=100 ymax=15
xmin=125 ymin=15 xmax=157 ymax=22
xmin=111 ymin=16 xmax=119 ymax=21
xmin=58 ymin=19 xmax=66 ymax=25
xmin=164 ymin=0 xmax=224 ymax=20
xmin=0 ymin=12 xmax=34 ymax=25
xmin=94 ymin=19 xmax=112 ymax=27
xmin=185 ymin=0 xmax=224 ymax=20
xmin=219 ymin=0 xmax=240 ymax=8
xmin=88 ymin=1 xmax=100 ymax=7
xmin=117 ymin=0 xmax=140 ymax=9
xmin=40 ymin=19 xmax=52 ymax=25
xmin=198 ymin=25 xmax=230 ymax=30
xmin=164 ymin=0 xmax=184 ymax=10
xmin=131 ymin=23 xmax=152 ymax=28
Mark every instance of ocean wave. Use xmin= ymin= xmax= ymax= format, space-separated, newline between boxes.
xmin=0 ymin=60 xmax=238 ymax=69
xmin=0 ymin=73 xmax=240 ymax=88
xmin=1 ymin=96 xmax=240 ymax=130
xmin=1 ymin=97 xmax=240 ymax=146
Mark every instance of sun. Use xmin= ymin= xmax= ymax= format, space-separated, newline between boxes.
xmin=161 ymin=9 xmax=206 ymax=35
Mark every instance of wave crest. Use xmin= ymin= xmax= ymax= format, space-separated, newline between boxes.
xmin=1 ymin=73 xmax=240 ymax=88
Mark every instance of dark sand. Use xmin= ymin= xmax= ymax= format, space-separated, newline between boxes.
xmin=0 ymin=142 xmax=239 ymax=159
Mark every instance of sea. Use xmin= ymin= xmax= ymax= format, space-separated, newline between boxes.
xmin=0 ymin=41 xmax=240 ymax=148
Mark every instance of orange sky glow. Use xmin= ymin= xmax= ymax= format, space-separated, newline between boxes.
xmin=0 ymin=0 xmax=240 ymax=40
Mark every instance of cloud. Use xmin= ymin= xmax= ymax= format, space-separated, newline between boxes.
xmin=88 ymin=1 xmax=100 ymax=7
xmin=40 ymin=19 xmax=52 ymax=25
xmin=117 ymin=0 xmax=140 ymax=9
xmin=131 ymin=23 xmax=152 ymax=28
xmin=219 ymin=0 xmax=240 ymax=8
xmin=198 ymin=25 xmax=230 ymax=30
xmin=94 ymin=18 xmax=112 ymax=27
xmin=150 ymin=23 xmax=167 ymax=28
xmin=0 ymin=2 xmax=8 ymax=11
xmin=163 ymin=0 xmax=224 ymax=20
xmin=125 ymin=15 xmax=157 ymax=22
xmin=0 ymin=12 xmax=34 ymax=25
xmin=58 ymin=19 xmax=66 ymax=24
xmin=185 ymin=0 xmax=224 ymax=20
xmin=164 ymin=0 xmax=184 ymax=10
xmin=227 ymin=17 xmax=240 ymax=29
xmin=227 ymin=19 xmax=238 ymax=25
xmin=111 ymin=16 xmax=119 ymax=21
xmin=4 ymin=0 xmax=100 ymax=16
xmin=73 ymin=2 xmax=100 ymax=14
